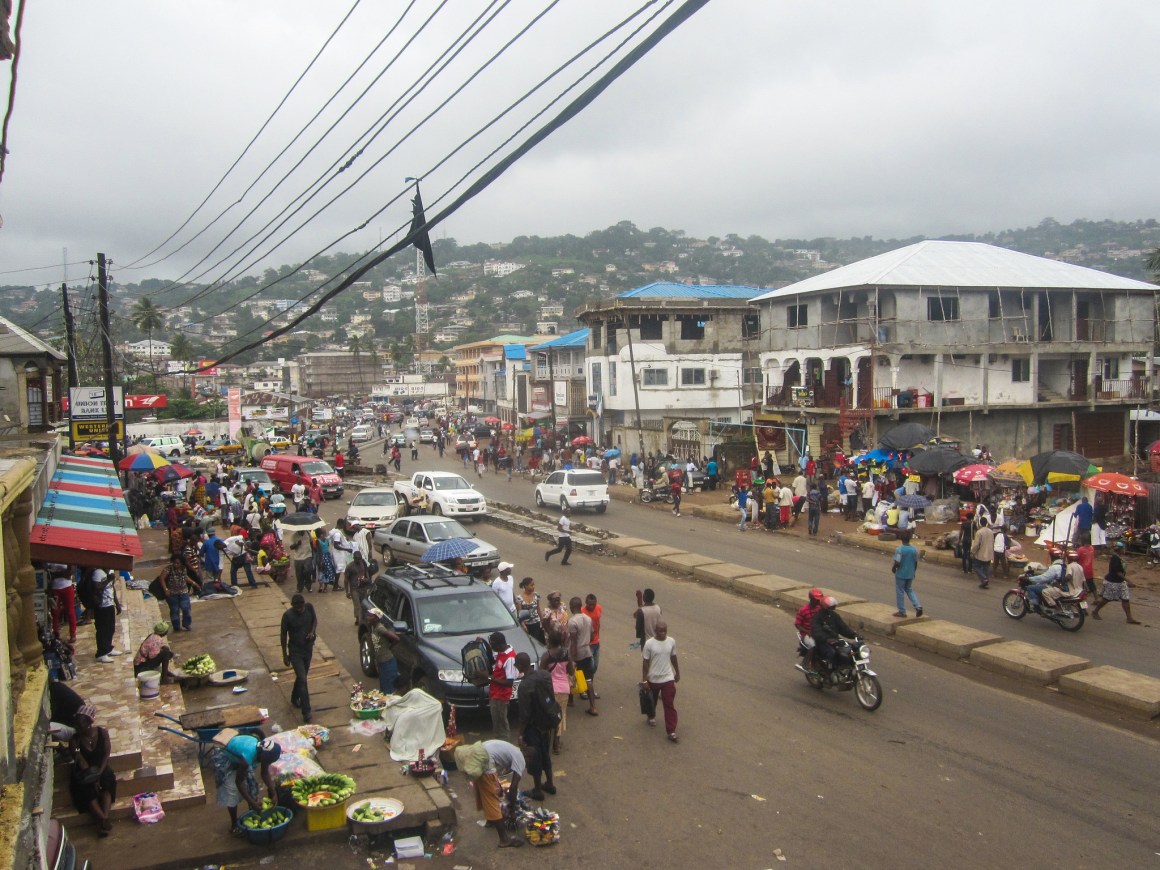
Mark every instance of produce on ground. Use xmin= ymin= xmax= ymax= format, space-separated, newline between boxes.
xmin=290 ymin=773 xmax=356 ymax=808
xmin=241 ymin=808 xmax=290 ymax=829
xmin=181 ymin=654 xmax=216 ymax=676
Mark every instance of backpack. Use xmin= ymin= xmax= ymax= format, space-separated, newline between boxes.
xmin=77 ymin=570 xmax=100 ymax=611
xmin=461 ymin=639 xmax=493 ymax=687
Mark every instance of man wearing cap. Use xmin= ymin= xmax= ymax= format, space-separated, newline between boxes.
xmin=453 ymin=740 xmax=525 ymax=848
xmin=486 ymin=631 xmax=517 ymax=741
xmin=491 ymin=562 xmax=516 ymax=614
xmin=212 ymin=731 xmax=281 ymax=834
xmin=281 ymin=594 xmax=318 ymax=723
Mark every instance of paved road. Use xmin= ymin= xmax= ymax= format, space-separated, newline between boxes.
xmin=307 ymin=485 xmax=1160 ymax=869
xmin=351 ymin=436 xmax=1160 ymax=680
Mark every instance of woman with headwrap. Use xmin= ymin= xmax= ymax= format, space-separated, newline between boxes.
xmin=68 ymin=703 xmax=117 ymax=835
xmin=212 ymin=732 xmax=281 ymax=833
xmin=134 ymin=622 xmax=176 ymax=682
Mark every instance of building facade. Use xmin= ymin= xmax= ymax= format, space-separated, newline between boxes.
xmin=450 ymin=335 xmax=539 ymax=414
xmin=297 ymin=351 xmax=384 ymax=397
xmin=576 ymin=283 xmax=768 ymax=459
xmin=750 ymin=240 xmax=1158 ymax=462
xmin=528 ymin=329 xmax=590 ymax=437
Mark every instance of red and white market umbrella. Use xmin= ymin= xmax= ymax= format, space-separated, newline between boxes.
xmin=1083 ymin=472 xmax=1148 ymax=497
xmin=952 ymin=464 xmax=995 ymax=486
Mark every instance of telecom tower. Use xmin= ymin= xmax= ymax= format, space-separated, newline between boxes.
xmin=414 ymin=248 xmax=430 ymax=374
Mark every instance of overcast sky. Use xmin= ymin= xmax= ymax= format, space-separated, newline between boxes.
xmin=2 ymin=0 xmax=1158 ymax=288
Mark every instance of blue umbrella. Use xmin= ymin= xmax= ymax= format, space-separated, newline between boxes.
xmin=423 ymin=537 xmax=481 ymax=563
xmin=603 ymin=448 xmax=621 ymax=459
xmin=855 ymin=449 xmax=895 ymax=465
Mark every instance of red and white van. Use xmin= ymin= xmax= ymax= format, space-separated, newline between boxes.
xmin=259 ymin=454 xmax=344 ymax=500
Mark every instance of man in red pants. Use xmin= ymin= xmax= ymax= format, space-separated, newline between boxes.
xmin=641 ymin=621 xmax=680 ymax=742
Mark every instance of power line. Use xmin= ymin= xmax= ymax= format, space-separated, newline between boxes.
xmin=0 ymin=0 xmax=27 ymax=190
xmin=121 ymin=0 xmax=367 ymax=271
xmin=199 ymin=0 xmax=712 ymax=370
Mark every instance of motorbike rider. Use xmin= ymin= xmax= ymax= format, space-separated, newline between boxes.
xmin=1024 ymin=558 xmax=1066 ymax=611
xmin=1041 ymin=558 xmax=1085 ymax=608
xmin=794 ymin=588 xmax=826 ymax=672
xmin=811 ymin=596 xmax=857 ymax=671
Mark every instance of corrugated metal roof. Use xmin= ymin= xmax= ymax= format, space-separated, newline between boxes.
xmin=529 ymin=328 xmax=589 ymax=351
xmin=504 ymin=344 xmax=527 ymax=360
xmin=0 ymin=315 xmax=67 ymax=360
xmin=751 ymin=241 xmax=1158 ymax=302
xmin=618 ymin=281 xmax=768 ymax=300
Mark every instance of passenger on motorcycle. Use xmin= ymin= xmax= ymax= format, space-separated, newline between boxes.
xmin=1025 ymin=559 xmax=1066 ymax=610
xmin=794 ymin=588 xmax=826 ymax=671
xmin=810 ymin=596 xmax=857 ymax=670
xmin=1041 ymin=559 xmax=1085 ymax=608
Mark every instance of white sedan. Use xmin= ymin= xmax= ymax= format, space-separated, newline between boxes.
xmin=345 ymin=486 xmax=403 ymax=530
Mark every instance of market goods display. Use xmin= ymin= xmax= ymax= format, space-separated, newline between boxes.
xmin=349 ymin=684 xmax=389 ymax=719
xmin=290 ymin=773 xmax=356 ymax=808
xmin=241 ymin=807 xmax=290 ymax=829
xmin=349 ymin=799 xmax=402 ymax=823
xmin=181 ymin=654 xmax=216 ymax=676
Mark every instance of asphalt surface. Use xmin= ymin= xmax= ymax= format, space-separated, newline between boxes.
xmin=352 ymin=437 xmax=1160 ymax=679
xmin=301 ymin=446 xmax=1160 ymax=868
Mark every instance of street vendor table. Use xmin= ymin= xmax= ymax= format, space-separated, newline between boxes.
xmin=180 ymin=704 xmax=264 ymax=731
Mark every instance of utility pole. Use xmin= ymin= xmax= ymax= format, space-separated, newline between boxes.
xmin=62 ymin=283 xmax=79 ymax=450
xmin=97 ymin=253 xmax=121 ymax=468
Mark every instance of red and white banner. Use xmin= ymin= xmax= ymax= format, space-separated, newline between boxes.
xmin=125 ymin=394 xmax=168 ymax=409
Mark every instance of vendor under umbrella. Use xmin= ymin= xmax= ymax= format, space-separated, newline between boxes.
xmin=134 ymin=621 xmax=176 ymax=683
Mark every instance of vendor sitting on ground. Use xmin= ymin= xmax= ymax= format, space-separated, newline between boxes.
xmin=212 ymin=731 xmax=281 ymax=834
xmin=133 ymin=621 xmax=176 ymax=682
xmin=68 ymin=703 xmax=117 ymax=836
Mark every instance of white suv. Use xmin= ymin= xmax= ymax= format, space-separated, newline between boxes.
xmin=144 ymin=435 xmax=185 ymax=458
xmin=535 ymin=469 xmax=609 ymax=513
xmin=394 ymin=471 xmax=487 ymax=521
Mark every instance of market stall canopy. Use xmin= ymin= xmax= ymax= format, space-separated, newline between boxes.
xmin=896 ymin=493 xmax=932 ymax=509
xmin=878 ymin=423 xmax=936 ymax=451
xmin=1028 ymin=450 xmax=1099 ymax=485
xmin=908 ymin=447 xmax=970 ymax=476
xmin=854 ymin=449 xmax=898 ymax=465
xmin=154 ymin=462 xmax=196 ymax=484
xmin=1084 ymin=472 xmax=1148 ymax=497
xmin=118 ymin=451 xmax=171 ymax=472
xmin=30 ymin=454 xmax=143 ymax=571
xmin=988 ymin=460 xmax=1027 ymax=487
xmin=1035 ymin=502 xmax=1079 ymax=547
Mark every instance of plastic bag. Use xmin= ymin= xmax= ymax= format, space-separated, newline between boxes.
xmin=268 ymin=729 xmax=317 ymax=758
xmin=268 ymin=752 xmax=325 ymax=785
xmin=350 ymin=717 xmax=389 ymax=737
xmin=133 ymin=792 xmax=165 ymax=824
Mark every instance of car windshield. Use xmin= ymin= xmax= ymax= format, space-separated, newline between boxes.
xmin=569 ymin=472 xmax=606 ymax=486
xmin=353 ymin=491 xmax=398 ymax=507
xmin=301 ymin=461 xmax=334 ymax=475
xmin=417 ymin=592 xmax=515 ymax=636
xmin=421 ymin=520 xmax=473 ymax=541
xmin=432 ymin=476 xmax=471 ymax=491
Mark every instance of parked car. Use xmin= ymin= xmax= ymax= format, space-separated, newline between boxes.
xmin=345 ymin=486 xmax=403 ymax=530
xmin=535 ymin=469 xmax=610 ymax=513
xmin=234 ymin=467 xmax=275 ymax=491
xmin=143 ymin=435 xmax=185 ymax=458
xmin=372 ymin=515 xmax=499 ymax=574
xmin=197 ymin=437 xmax=245 ymax=457
xmin=355 ymin=563 xmax=542 ymax=709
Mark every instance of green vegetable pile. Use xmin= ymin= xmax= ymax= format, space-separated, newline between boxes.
xmin=291 ymin=773 xmax=356 ymax=808
xmin=241 ymin=807 xmax=290 ymax=829
xmin=351 ymin=803 xmax=396 ymax=823
xmin=182 ymin=654 xmax=216 ymax=676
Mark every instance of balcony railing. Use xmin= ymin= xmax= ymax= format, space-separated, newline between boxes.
xmin=1094 ymin=377 xmax=1149 ymax=400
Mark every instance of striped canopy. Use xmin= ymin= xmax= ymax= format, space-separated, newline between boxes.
xmin=30 ymin=455 xmax=143 ymax=570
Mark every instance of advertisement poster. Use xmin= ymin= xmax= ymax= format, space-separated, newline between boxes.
xmin=227 ymin=388 xmax=242 ymax=439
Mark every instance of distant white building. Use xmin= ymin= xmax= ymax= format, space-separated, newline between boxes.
xmin=125 ymin=339 xmax=172 ymax=359
xmin=484 ymin=260 xmax=525 ymax=277
xmin=382 ymin=283 xmax=402 ymax=303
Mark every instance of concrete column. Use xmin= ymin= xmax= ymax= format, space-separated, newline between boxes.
xmin=934 ymin=354 xmax=945 ymax=406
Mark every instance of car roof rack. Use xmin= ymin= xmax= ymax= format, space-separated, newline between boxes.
xmin=380 ymin=562 xmax=479 ymax=592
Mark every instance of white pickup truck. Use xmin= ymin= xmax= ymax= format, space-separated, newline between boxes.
xmin=393 ymin=470 xmax=487 ymax=521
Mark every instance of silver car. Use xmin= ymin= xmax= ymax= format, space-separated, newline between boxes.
xmin=345 ymin=486 xmax=403 ymax=530
xmin=372 ymin=515 xmax=499 ymax=573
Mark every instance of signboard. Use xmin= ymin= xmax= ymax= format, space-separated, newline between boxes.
xmin=125 ymin=394 xmax=168 ymax=410
xmin=227 ymin=388 xmax=242 ymax=439
xmin=68 ymin=387 xmax=124 ymax=419
xmin=71 ymin=419 xmax=124 ymax=440
xmin=198 ymin=360 xmax=221 ymax=377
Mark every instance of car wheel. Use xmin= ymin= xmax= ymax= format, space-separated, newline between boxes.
xmin=170 ymin=450 xmax=181 ymax=458
xmin=535 ymin=490 xmax=545 ymax=507
xmin=595 ymin=503 xmax=607 ymax=514
xmin=560 ymin=496 xmax=569 ymax=512
xmin=358 ymin=631 xmax=379 ymax=677
xmin=381 ymin=546 xmax=395 ymax=567
xmin=431 ymin=503 xmax=443 ymax=516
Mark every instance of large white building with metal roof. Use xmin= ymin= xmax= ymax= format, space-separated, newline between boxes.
xmin=749 ymin=240 xmax=1158 ymax=462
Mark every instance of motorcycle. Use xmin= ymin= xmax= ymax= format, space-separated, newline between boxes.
xmin=1002 ymin=571 xmax=1086 ymax=632
xmin=796 ymin=635 xmax=882 ymax=711
xmin=637 ymin=483 xmax=673 ymax=504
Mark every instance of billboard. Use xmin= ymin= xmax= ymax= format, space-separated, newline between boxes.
xmin=125 ymin=394 xmax=168 ymax=410
xmin=68 ymin=387 xmax=123 ymax=419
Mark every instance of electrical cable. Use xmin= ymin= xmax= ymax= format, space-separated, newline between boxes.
xmin=198 ymin=0 xmax=712 ymax=370
xmin=121 ymin=0 xmax=366 ymax=270
xmin=0 ymin=259 xmax=89 ymax=277
xmin=0 ymin=0 xmax=27 ymax=189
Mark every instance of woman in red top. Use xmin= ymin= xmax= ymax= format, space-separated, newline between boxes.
xmin=581 ymin=593 xmax=603 ymax=694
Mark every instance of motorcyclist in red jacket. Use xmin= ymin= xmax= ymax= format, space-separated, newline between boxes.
xmin=794 ymin=588 xmax=826 ymax=672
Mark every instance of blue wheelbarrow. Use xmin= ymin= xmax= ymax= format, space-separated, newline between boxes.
xmin=155 ymin=710 xmax=265 ymax=765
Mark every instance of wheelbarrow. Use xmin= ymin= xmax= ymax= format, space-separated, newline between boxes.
xmin=155 ymin=707 xmax=265 ymax=765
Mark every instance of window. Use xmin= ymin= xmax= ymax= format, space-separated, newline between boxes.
xmin=642 ymin=368 xmax=668 ymax=387
xmin=609 ymin=360 xmax=617 ymax=397
xmin=787 ymin=303 xmax=808 ymax=329
xmin=1101 ymin=358 xmax=1120 ymax=380
xmin=678 ymin=315 xmax=707 ymax=340
xmin=742 ymin=367 xmax=761 ymax=385
xmin=927 ymin=296 xmax=959 ymax=322
xmin=1011 ymin=358 xmax=1030 ymax=382
xmin=988 ymin=292 xmax=1000 ymax=318
xmin=591 ymin=362 xmax=602 ymax=397
xmin=742 ymin=312 xmax=760 ymax=339
xmin=636 ymin=315 xmax=663 ymax=340
xmin=590 ymin=322 xmax=602 ymax=349
xmin=680 ymin=367 xmax=706 ymax=386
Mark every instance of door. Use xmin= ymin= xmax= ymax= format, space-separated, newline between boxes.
xmin=1070 ymin=359 xmax=1089 ymax=400
xmin=406 ymin=522 xmax=431 ymax=562
xmin=543 ymin=471 xmax=564 ymax=499
xmin=1076 ymin=299 xmax=1090 ymax=341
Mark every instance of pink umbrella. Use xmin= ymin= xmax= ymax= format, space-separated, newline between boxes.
xmin=952 ymin=464 xmax=995 ymax=485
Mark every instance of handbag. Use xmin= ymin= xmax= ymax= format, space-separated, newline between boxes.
xmin=571 ymin=668 xmax=588 ymax=696
xmin=638 ymin=684 xmax=656 ymax=718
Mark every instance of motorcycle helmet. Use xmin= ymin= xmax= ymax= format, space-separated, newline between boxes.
xmin=821 ymin=595 xmax=838 ymax=609
xmin=809 ymin=587 xmax=825 ymax=603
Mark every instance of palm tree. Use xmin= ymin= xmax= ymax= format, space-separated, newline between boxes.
xmin=1148 ymin=246 xmax=1160 ymax=282
xmin=169 ymin=333 xmax=194 ymax=395
xmin=131 ymin=298 xmax=166 ymax=389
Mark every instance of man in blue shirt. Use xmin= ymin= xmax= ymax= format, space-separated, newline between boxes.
xmin=706 ymin=458 xmax=719 ymax=491
xmin=201 ymin=530 xmax=224 ymax=582
xmin=1074 ymin=496 xmax=1094 ymax=544
xmin=892 ymin=531 xmax=922 ymax=618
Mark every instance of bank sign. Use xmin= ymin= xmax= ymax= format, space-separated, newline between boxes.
xmin=69 ymin=387 xmax=124 ymax=420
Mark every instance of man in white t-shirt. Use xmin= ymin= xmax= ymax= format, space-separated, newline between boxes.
xmin=642 ymin=621 xmax=679 ymax=741
xmin=544 ymin=509 xmax=572 ymax=565
xmin=290 ymin=481 xmax=306 ymax=509
xmin=792 ymin=472 xmax=808 ymax=499
xmin=491 ymin=562 xmax=516 ymax=613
